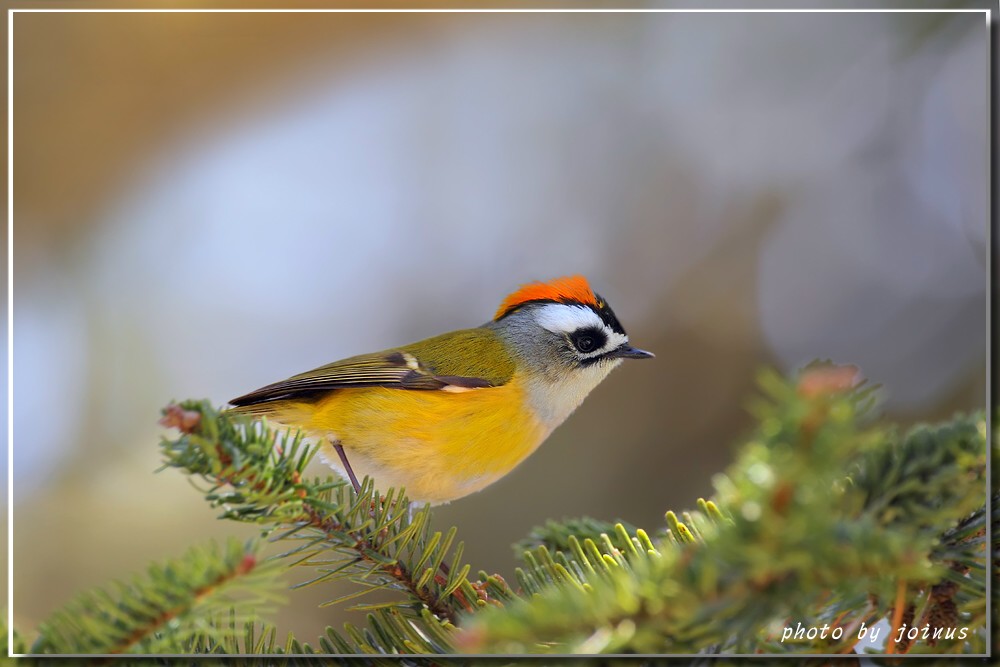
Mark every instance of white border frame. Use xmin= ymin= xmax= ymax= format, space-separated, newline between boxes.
xmin=6 ymin=5 xmax=993 ymax=659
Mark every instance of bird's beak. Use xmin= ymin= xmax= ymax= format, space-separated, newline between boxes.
xmin=611 ymin=344 xmax=655 ymax=360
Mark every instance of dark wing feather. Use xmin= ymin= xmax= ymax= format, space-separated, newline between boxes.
xmin=229 ymin=350 xmax=495 ymax=407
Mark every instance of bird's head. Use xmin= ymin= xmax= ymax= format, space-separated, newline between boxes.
xmin=489 ymin=275 xmax=653 ymax=385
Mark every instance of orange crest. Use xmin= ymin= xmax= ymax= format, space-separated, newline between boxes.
xmin=494 ymin=275 xmax=599 ymax=320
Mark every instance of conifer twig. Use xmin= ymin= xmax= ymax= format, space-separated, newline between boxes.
xmin=298 ymin=502 xmax=459 ymax=623
xmin=886 ymin=579 xmax=907 ymax=655
xmin=31 ymin=539 xmax=280 ymax=655
xmin=107 ymin=550 xmax=259 ymax=654
xmin=159 ymin=401 xmax=468 ymax=623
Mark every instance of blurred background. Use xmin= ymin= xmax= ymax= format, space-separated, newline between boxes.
xmin=6 ymin=3 xmax=989 ymax=644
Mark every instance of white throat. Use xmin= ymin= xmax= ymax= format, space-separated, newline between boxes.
xmin=521 ymin=358 xmax=622 ymax=430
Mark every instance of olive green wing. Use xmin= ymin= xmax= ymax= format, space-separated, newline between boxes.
xmin=229 ymin=327 xmax=515 ymax=407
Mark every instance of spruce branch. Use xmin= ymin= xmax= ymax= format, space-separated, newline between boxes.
xmin=513 ymin=516 xmax=641 ymax=555
xmin=29 ymin=538 xmax=282 ymax=655
xmin=158 ymin=400 xmax=488 ymax=632
xmin=460 ymin=366 xmax=988 ymax=655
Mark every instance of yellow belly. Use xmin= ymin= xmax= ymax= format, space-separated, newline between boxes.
xmin=277 ymin=380 xmax=548 ymax=504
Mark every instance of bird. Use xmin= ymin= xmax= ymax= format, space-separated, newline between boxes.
xmin=229 ymin=275 xmax=653 ymax=505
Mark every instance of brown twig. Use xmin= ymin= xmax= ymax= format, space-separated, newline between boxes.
xmin=107 ymin=553 xmax=257 ymax=655
xmin=886 ymin=579 xmax=907 ymax=655
xmin=301 ymin=505 xmax=459 ymax=624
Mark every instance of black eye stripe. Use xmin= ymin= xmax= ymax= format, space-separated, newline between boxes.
xmin=569 ymin=327 xmax=607 ymax=354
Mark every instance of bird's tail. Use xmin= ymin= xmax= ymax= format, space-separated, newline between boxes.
xmin=226 ymin=399 xmax=314 ymax=430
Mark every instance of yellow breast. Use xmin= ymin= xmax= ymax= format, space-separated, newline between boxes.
xmin=278 ymin=377 xmax=548 ymax=504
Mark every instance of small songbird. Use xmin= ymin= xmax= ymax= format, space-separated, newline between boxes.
xmin=229 ymin=276 xmax=653 ymax=504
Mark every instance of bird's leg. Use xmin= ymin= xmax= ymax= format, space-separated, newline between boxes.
xmin=331 ymin=440 xmax=362 ymax=495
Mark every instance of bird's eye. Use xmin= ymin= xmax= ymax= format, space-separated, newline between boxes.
xmin=570 ymin=327 xmax=606 ymax=354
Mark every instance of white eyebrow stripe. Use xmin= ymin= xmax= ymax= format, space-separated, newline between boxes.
xmin=534 ymin=304 xmax=629 ymax=356
xmin=535 ymin=304 xmax=604 ymax=334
